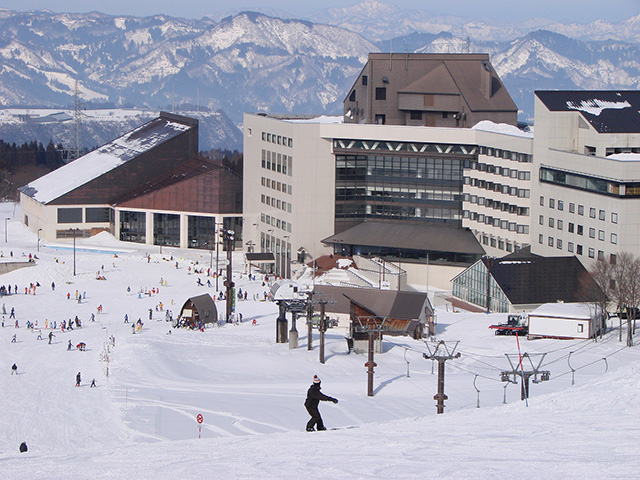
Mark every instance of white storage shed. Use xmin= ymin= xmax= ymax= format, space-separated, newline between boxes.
xmin=528 ymin=303 xmax=601 ymax=340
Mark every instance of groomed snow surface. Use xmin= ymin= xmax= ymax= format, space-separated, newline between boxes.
xmin=0 ymin=202 xmax=639 ymax=479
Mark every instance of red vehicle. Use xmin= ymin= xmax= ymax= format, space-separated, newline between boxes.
xmin=489 ymin=314 xmax=528 ymax=336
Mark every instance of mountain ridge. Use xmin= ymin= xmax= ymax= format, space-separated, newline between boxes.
xmin=0 ymin=5 xmax=637 ymax=150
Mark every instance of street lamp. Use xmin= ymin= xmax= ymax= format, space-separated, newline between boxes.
xmin=4 ymin=217 xmax=9 ymax=243
xmin=283 ymin=236 xmax=290 ymax=279
xmin=216 ymin=223 xmax=222 ymax=291
xmin=245 ymin=240 xmax=255 ymax=277
xmin=37 ymin=228 xmax=42 ymax=252
xmin=267 ymin=229 xmax=274 ymax=275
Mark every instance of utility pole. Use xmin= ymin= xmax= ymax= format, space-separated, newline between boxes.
xmin=67 ymin=81 xmax=83 ymax=162
xmin=423 ymin=341 xmax=461 ymax=414
xmin=216 ymin=223 xmax=221 ymax=292
xmin=319 ymin=301 xmax=327 ymax=364
xmin=222 ymin=229 xmax=235 ymax=322
xmin=306 ymin=295 xmax=314 ymax=351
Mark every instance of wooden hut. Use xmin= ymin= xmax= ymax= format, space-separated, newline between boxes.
xmin=177 ymin=293 xmax=218 ymax=328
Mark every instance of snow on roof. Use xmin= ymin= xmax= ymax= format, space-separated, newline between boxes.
xmin=285 ymin=115 xmax=344 ymax=124
xmin=607 ymin=152 xmax=640 ymax=161
xmin=566 ymin=99 xmax=631 ymax=116
xmin=337 ymin=258 xmax=354 ymax=269
xmin=471 ymin=120 xmax=533 ymax=138
xmin=20 ymin=116 xmax=192 ymax=204
xmin=530 ymin=302 xmax=600 ymax=319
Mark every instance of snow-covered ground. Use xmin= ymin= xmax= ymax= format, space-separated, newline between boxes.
xmin=0 ymin=201 xmax=639 ymax=479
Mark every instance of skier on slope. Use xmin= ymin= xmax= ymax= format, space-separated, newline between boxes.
xmin=75 ymin=372 xmax=81 ymax=387
xmin=304 ymin=375 xmax=338 ymax=431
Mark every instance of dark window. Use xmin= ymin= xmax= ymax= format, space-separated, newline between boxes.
xmin=375 ymin=87 xmax=386 ymax=100
xmin=188 ymin=216 xmax=217 ymax=249
xmin=57 ymin=208 xmax=82 ymax=224
xmin=442 ymin=112 xmax=448 ymax=118
xmin=119 ymin=211 xmax=146 ymax=243
xmin=374 ymin=114 xmax=386 ymax=125
xmin=85 ymin=207 xmax=111 ymax=223
xmin=154 ymin=213 xmax=180 ymax=247
xmin=362 ymin=75 xmax=368 ymax=86
xmin=410 ymin=111 xmax=422 ymax=120
xmin=349 ymin=90 xmax=356 ymax=102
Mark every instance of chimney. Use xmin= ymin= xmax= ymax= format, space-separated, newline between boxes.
xmin=480 ymin=60 xmax=492 ymax=99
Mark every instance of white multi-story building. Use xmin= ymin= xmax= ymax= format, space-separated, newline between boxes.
xmin=243 ymin=113 xmax=533 ymax=285
xmin=530 ymin=91 xmax=640 ymax=264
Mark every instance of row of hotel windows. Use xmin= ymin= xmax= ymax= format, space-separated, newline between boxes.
xmin=261 ymin=194 xmax=292 ymax=213
xmin=539 ymin=236 xmax=614 ymax=261
xmin=261 ymin=213 xmax=291 ymax=233
xmin=261 ymin=150 xmax=292 ymax=176
xmin=478 ymin=146 xmax=532 ymax=163
xmin=464 ymin=194 xmax=529 ymax=216
xmin=471 ymin=162 xmax=532 ymax=179
xmin=540 ymin=216 xmax=618 ymax=244
xmin=57 ymin=207 xmax=112 ymax=224
xmin=465 ymin=177 xmax=530 ymax=198
xmin=480 ymin=234 xmax=519 ymax=253
xmin=464 ymin=211 xmax=529 ymax=234
xmin=261 ymin=176 xmax=292 ymax=195
xmin=261 ymin=234 xmax=291 ymax=255
xmin=540 ymin=167 xmax=640 ymax=197
xmin=541 ymin=197 xmax=618 ymax=223
xmin=262 ymin=132 xmax=293 ymax=148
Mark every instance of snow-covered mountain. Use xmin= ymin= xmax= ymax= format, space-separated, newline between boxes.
xmin=0 ymin=5 xmax=638 ymax=135
xmin=0 ymin=9 xmax=374 ymax=128
xmin=310 ymin=0 xmax=640 ymax=43
xmin=0 ymin=108 xmax=242 ymax=152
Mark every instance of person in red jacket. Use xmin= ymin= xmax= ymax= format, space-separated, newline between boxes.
xmin=304 ymin=375 xmax=338 ymax=431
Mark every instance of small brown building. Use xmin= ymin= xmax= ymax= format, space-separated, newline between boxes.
xmin=178 ymin=293 xmax=218 ymax=328
xmin=343 ymin=53 xmax=517 ymax=128
xmin=313 ymin=285 xmax=434 ymax=353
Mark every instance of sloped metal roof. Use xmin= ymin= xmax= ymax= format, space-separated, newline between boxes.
xmin=322 ymin=221 xmax=485 ymax=255
xmin=19 ymin=112 xmax=197 ymax=204
xmin=483 ymin=252 xmax=604 ymax=306
xmin=312 ymin=285 xmax=432 ymax=319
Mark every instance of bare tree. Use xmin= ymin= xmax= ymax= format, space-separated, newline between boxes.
xmin=589 ymin=252 xmax=640 ymax=346
xmin=586 ymin=259 xmax=613 ymax=338
xmin=611 ymin=252 xmax=640 ymax=347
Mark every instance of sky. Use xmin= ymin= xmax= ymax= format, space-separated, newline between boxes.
xmin=0 ymin=0 xmax=638 ymax=24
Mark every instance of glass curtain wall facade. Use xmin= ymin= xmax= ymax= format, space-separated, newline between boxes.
xmin=188 ymin=216 xmax=217 ymax=249
xmin=119 ymin=211 xmax=146 ymax=243
xmin=452 ymin=260 xmax=510 ymax=313
xmin=334 ymin=139 xmax=475 ymax=233
xmin=153 ymin=213 xmax=180 ymax=247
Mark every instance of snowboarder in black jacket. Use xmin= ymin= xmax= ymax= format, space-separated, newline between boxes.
xmin=305 ymin=375 xmax=338 ymax=431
